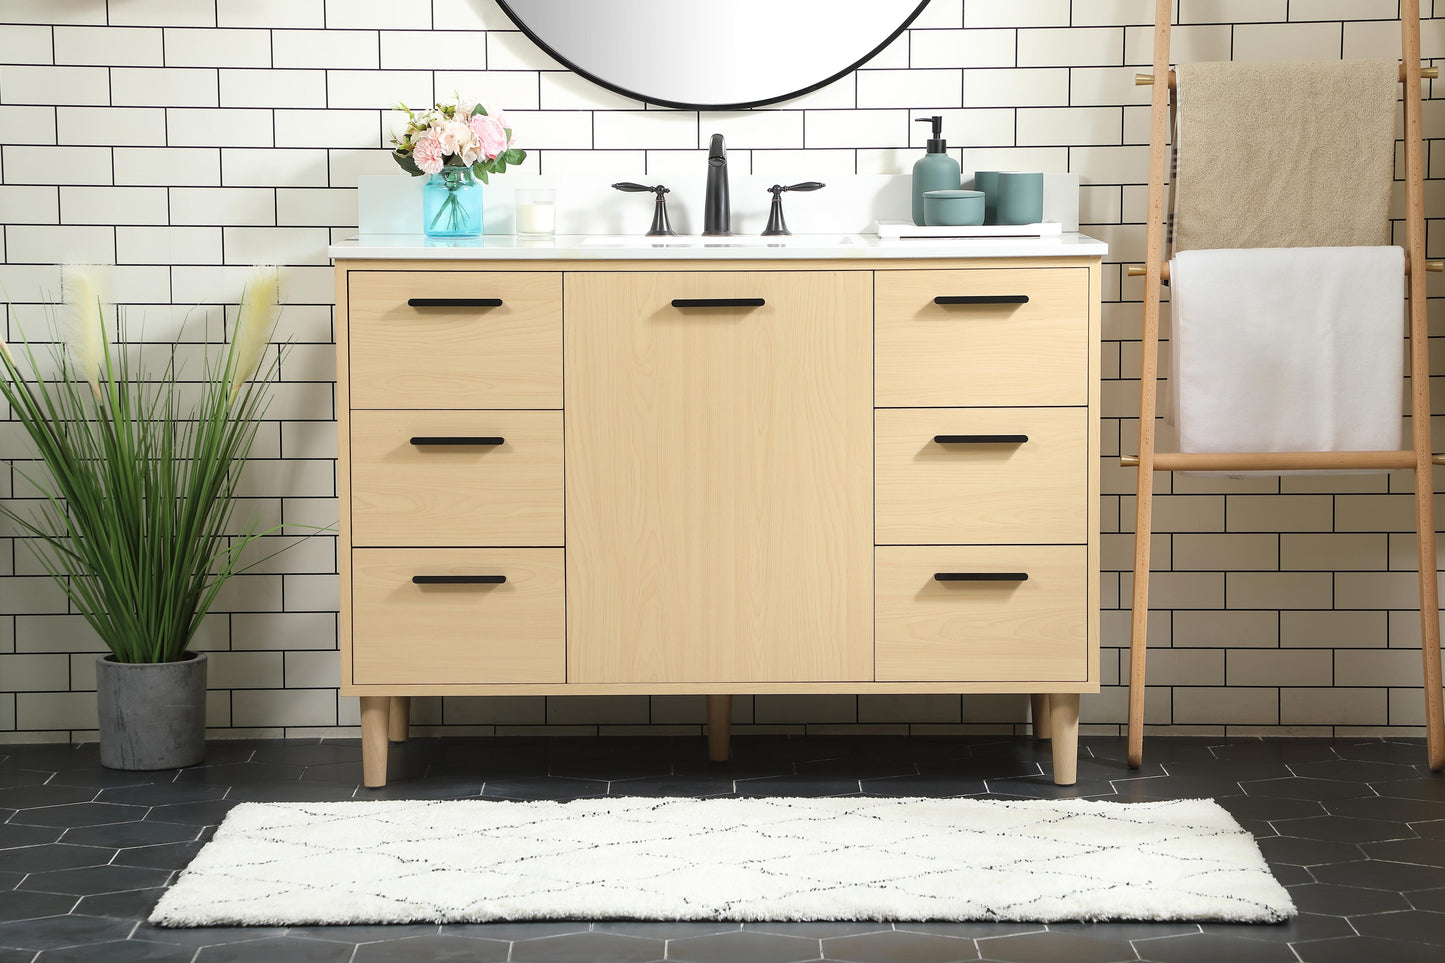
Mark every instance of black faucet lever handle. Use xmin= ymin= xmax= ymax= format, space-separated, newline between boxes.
xmin=612 ymin=182 xmax=668 ymax=195
xmin=784 ymin=181 xmax=826 ymax=192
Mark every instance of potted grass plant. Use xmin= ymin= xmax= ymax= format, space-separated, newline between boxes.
xmin=0 ymin=269 xmax=286 ymax=770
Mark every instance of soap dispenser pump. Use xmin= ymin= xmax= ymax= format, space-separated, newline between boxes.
xmin=911 ymin=115 xmax=961 ymax=226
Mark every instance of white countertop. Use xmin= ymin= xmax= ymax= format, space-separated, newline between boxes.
xmin=329 ymin=232 xmax=1108 ymax=261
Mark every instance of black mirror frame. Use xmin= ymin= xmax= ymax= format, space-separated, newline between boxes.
xmin=494 ymin=0 xmax=934 ymax=111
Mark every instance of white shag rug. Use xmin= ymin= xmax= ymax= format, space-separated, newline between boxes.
xmin=150 ymin=796 xmax=1295 ymax=926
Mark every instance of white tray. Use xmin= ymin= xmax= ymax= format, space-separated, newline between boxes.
xmin=874 ymin=220 xmax=1063 ymax=239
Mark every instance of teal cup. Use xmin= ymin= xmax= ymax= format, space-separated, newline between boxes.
xmin=922 ymin=190 xmax=985 ymax=226
xmin=996 ymin=171 xmax=1044 ymax=225
xmin=972 ymin=171 xmax=999 ymax=224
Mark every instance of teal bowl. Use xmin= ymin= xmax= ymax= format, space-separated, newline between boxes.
xmin=922 ymin=189 xmax=985 ymax=227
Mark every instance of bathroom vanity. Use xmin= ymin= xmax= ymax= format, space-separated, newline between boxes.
xmin=329 ymin=233 xmax=1106 ymax=787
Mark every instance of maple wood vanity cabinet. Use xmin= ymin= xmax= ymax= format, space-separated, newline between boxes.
xmin=332 ymin=238 xmax=1105 ymax=788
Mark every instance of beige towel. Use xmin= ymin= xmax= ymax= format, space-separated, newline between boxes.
xmin=1172 ymin=59 xmax=1398 ymax=253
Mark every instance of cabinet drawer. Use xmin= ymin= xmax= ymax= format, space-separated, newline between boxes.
xmin=875 ymin=545 xmax=1087 ymax=683
xmin=875 ymin=408 xmax=1087 ymax=545
xmin=351 ymin=548 xmax=564 ymax=685
xmin=875 ymin=268 xmax=1088 ymax=406
xmin=347 ymin=271 xmax=561 ymax=409
xmin=350 ymin=410 xmax=563 ymax=547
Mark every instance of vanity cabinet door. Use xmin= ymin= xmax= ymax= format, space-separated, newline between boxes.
xmin=565 ymin=271 xmax=873 ymax=684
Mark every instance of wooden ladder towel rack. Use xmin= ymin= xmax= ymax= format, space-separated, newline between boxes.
xmin=1125 ymin=0 xmax=1445 ymax=770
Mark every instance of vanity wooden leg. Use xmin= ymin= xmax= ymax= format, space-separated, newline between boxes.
xmin=1048 ymin=693 xmax=1080 ymax=785
xmin=360 ymin=697 xmax=390 ymax=788
xmin=1030 ymin=694 xmax=1052 ymax=740
xmin=387 ymin=696 xmax=410 ymax=742
xmin=707 ymin=695 xmax=732 ymax=762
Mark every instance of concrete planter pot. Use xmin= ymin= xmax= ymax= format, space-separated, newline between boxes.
xmin=96 ymin=652 xmax=208 ymax=770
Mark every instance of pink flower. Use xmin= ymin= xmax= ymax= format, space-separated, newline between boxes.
xmin=412 ymin=136 xmax=444 ymax=175
xmin=469 ymin=113 xmax=507 ymax=160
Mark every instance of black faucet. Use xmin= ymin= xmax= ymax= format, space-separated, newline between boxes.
xmin=703 ymin=133 xmax=730 ymax=236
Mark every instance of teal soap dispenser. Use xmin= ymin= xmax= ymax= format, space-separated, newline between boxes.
xmin=911 ymin=115 xmax=961 ymax=226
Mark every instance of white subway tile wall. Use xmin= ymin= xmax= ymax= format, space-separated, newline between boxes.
xmin=1 ymin=0 xmax=1441 ymax=742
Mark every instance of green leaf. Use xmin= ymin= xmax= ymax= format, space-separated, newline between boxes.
xmin=471 ymin=104 xmax=486 ymax=116
xmin=392 ymin=151 xmax=423 ymax=176
xmin=503 ymin=148 xmax=526 ymax=166
xmin=474 ymin=164 xmax=490 ymax=184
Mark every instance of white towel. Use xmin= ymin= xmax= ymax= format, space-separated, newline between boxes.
xmin=1168 ymin=247 xmax=1404 ymax=461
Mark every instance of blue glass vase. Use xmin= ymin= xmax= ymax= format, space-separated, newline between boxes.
xmin=423 ymin=167 xmax=483 ymax=237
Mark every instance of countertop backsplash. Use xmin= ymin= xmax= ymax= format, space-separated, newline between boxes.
xmin=0 ymin=0 xmax=1439 ymax=743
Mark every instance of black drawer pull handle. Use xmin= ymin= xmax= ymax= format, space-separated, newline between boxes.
xmin=671 ymin=298 xmax=765 ymax=308
xmin=407 ymin=297 xmax=503 ymax=308
xmin=410 ymin=436 xmax=504 ymax=447
xmin=934 ymin=572 xmax=1029 ymax=582
xmin=412 ymin=575 xmax=507 ymax=585
xmin=934 ymin=434 xmax=1029 ymax=445
xmin=934 ymin=295 xmax=1030 ymax=305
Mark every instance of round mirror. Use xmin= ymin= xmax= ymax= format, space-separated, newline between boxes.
xmin=496 ymin=0 xmax=931 ymax=110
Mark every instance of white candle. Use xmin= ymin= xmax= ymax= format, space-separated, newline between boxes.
xmin=516 ymin=202 xmax=555 ymax=236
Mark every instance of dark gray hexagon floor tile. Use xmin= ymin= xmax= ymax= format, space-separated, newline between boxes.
xmin=18 ymin=864 xmax=172 ymax=897
xmin=547 ymin=760 xmax=671 ymax=782
xmin=1311 ymin=858 xmax=1445 ymax=892
xmin=746 ymin=923 xmax=887 ymax=938
xmin=144 ymin=800 xmax=238 ymax=826
xmin=796 ymin=757 xmax=918 ymax=780
xmin=131 ymin=923 xmax=288 ymax=947
xmin=0 ymin=824 xmax=62 ymax=848
xmin=1111 ymin=775 xmax=1248 ymax=802
xmin=1239 ymin=777 xmax=1374 ymax=801
xmin=0 ymin=769 xmax=51 ymax=789
xmin=286 ymin=924 xmax=437 ymax=943
xmin=346 ymin=778 xmax=484 ymax=801
xmin=0 ymin=748 xmax=101 ymax=773
xmin=983 ymin=777 xmax=1118 ymax=800
xmin=1267 ymin=863 xmax=1313 ymax=886
xmin=44 ymin=769 xmax=167 ymax=790
xmin=0 ymin=869 xmax=24 ymax=890
xmin=10 ymin=803 xmax=147 ymax=829
xmin=0 ymin=845 xmax=115 ymax=874
xmin=194 ymin=936 xmax=357 ymax=962
xmin=0 ymin=786 xmax=97 ymax=810
xmin=1196 ymin=912 xmax=1352 ymax=945
xmin=98 ymin=783 xmax=228 ymax=807
xmin=1083 ymin=737 xmax=1218 ymax=765
xmin=822 ymin=928 xmax=979 ymax=962
xmin=1293 ymin=935 xmax=1445 ymax=963
xmin=113 ymin=841 xmax=203 ymax=871
xmin=175 ymin=763 xmax=305 ymax=787
xmin=1211 ymin=740 xmax=1340 ymax=765
xmin=0 ymin=915 xmax=134 ymax=951
xmin=1324 ymin=795 xmax=1444 ymax=822
xmin=62 ymin=821 xmax=200 ymax=849
xmin=1291 ymin=760 xmax=1417 ymax=783
xmin=1131 ymin=931 xmax=1299 ymax=963
xmin=595 ymin=922 xmax=742 ymax=939
xmin=479 ymin=777 xmax=607 ymax=801
xmin=35 ymin=939 xmax=196 ymax=962
xmin=1362 ymin=837 xmax=1445 ymax=867
xmin=220 ymin=784 xmax=356 ymax=804
xmin=665 ymin=929 xmax=818 ymax=963
xmin=438 ymin=921 xmax=589 ymax=940
xmin=1287 ymin=882 xmax=1409 ymax=916
xmin=1212 ymin=794 xmax=1325 ymax=822
xmin=1349 ymin=909 xmax=1445 ymax=944
xmin=1414 ymin=820 xmax=1445 ymax=839
xmin=73 ymin=887 xmax=164 ymax=920
xmin=860 ymin=774 xmax=987 ymax=797
xmin=973 ymin=929 xmax=1135 ymax=963
xmin=1255 ymin=835 xmax=1361 ymax=866
xmin=604 ymin=776 xmax=739 ymax=798
xmin=895 ymin=924 xmax=1044 ymax=941
xmin=0 ymin=892 xmax=77 ymax=924
xmin=1371 ymin=778 xmax=1445 ymax=802
xmin=509 ymin=931 xmax=663 ymax=963
xmin=0 ymin=949 xmax=34 ymax=963
xmin=250 ymin=742 xmax=360 ymax=767
xmin=734 ymin=777 xmax=861 ymax=797
xmin=1272 ymin=815 xmax=1415 ymax=843
xmin=1408 ymin=887 xmax=1445 ymax=912
xmin=351 ymin=934 xmax=509 ymax=961
xmin=1334 ymin=741 xmax=1429 ymax=765
xmin=1154 ymin=759 xmax=1295 ymax=782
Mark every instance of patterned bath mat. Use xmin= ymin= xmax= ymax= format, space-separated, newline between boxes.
xmin=150 ymin=796 xmax=1294 ymax=925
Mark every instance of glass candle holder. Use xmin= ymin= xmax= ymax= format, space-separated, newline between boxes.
xmin=514 ymin=187 xmax=557 ymax=238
